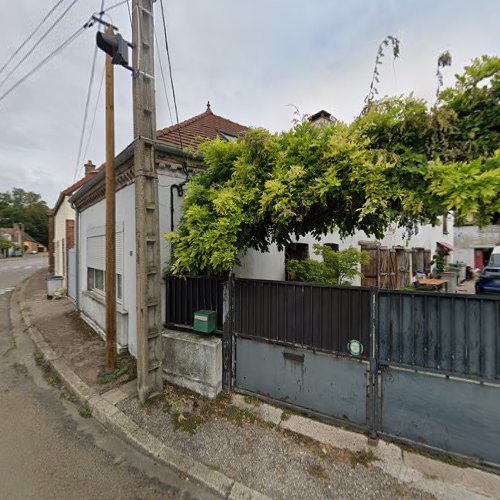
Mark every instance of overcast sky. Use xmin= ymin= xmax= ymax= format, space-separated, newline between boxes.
xmin=0 ymin=0 xmax=498 ymax=206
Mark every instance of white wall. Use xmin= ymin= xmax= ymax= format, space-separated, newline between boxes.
xmin=454 ymin=225 xmax=500 ymax=267
xmin=236 ymin=214 xmax=455 ymax=283
xmin=78 ymin=184 xmax=137 ymax=355
xmin=54 ymin=196 xmax=75 ymax=287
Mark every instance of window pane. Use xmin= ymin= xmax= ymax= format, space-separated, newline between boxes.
xmin=116 ymin=274 xmax=122 ymax=300
xmin=87 ymin=268 xmax=94 ymax=290
xmin=95 ymin=269 xmax=104 ymax=291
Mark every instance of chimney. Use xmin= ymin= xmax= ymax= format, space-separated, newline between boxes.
xmin=310 ymin=110 xmax=332 ymax=127
xmin=84 ymin=160 xmax=96 ymax=176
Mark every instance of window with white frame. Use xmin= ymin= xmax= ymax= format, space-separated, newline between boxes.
xmin=87 ymin=227 xmax=123 ymax=301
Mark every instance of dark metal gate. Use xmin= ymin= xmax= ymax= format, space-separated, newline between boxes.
xmin=233 ymin=279 xmax=373 ymax=429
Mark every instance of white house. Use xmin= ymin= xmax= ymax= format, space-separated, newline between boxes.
xmin=49 ymin=160 xmax=99 ymax=290
xmin=453 ymin=219 xmax=500 ymax=269
xmin=70 ymin=104 xmax=248 ymax=354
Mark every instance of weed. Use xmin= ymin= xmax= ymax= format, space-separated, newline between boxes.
xmin=243 ymin=395 xmax=262 ymax=407
xmin=78 ymin=403 xmax=93 ymax=418
xmin=172 ymin=413 xmax=205 ymax=435
xmin=34 ymin=350 xmax=61 ymax=387
xmin=349 ymin=449 xmax=376 ymax=468
xmin=96 ymin=366 xmax=128 ymax=385
xmin=206 ymin=463 xmax=220 ymax=471
xmin=307 ymin=464 xmax=329 ymax=481
xmin=423 ymin=472 xmax=438 ymax=480
xmin=265 ymin=421 xmax=277 ymax=429
xmin=395 ymin=483 xmax=413 ymax=497
xmin=281 ymin=408 xmax=293 ymax=421
xmin=220 ymin=405 xmax=256 ymax=427
xmin=397 ymin=442 xmax=468 ymax=469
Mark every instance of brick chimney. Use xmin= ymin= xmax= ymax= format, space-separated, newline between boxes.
xmin=84 ymin=160 xmax=96 ymax=176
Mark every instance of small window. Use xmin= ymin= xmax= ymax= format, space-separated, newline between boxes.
xmin=323 ymin=243 xmax=339 ymax=251
xmin=87 ymin=267 xmax=122 ymax=301
xmin=285 ymin=243 xmax=309 ymax=262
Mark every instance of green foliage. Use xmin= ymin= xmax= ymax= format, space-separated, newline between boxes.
xmin=0 ymin=236 xmax=14 ymax=251
xmin=0 ymin=188 xmax=49 ymax=246
xmin=287 ymin=245 xmax=370 ymax=286
xmin=166 ymin=55 xmax=500 ymax=276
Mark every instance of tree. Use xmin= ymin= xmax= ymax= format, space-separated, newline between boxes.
xmin=166 ymin=55 xmax=500 ymax=276
xmin=0 ymin=188 xmax=49 ymax=247
xmin=287 ymin=245 xmax=370 ymax=285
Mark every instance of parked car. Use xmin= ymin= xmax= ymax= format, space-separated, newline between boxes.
xmin=475 ymin=246 xmax=500 ymax=294
xmin=31 ymin=250 xmax=38 ymax=254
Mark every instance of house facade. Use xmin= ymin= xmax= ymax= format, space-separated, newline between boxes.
xmin=70 ymin=105 xmax=248 ymax=354
xmin=453 ymin=219 xmax=500 ymax=269
xmin=49 ymin=161 xmax=99 ymax=290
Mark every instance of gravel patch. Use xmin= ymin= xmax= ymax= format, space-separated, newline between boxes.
xmin=118 ymin=388 xmax=434 ymax=500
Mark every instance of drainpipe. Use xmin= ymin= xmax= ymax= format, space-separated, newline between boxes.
xmin=170 ymin=180 xmax=187 ymax=232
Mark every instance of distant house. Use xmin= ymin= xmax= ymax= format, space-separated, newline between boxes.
xmin=48 ymin=161 xmax=101 ymax=291
xmin=453 ymin=215 xmax=500 ymax=269
xmin=0 ymin=223 xmax=46 ymax=256
xmin=70 ymin=104 xmax=248 ymax=354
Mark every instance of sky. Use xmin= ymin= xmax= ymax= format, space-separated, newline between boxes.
xmin=0 ymin=0 xmax=498 ymax=206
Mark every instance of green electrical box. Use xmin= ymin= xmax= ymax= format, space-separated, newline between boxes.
xmin=193 ymin=310 xmax=216 ymax=334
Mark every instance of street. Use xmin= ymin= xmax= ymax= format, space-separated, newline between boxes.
xmin=0 ymin=256 xmax=216 ymax=500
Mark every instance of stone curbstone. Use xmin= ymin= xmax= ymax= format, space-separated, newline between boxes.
xmin=16 ymin=276 xmax=271 ymax=500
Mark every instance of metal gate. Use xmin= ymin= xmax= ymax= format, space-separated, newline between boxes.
xmin=377 ymin=290 xmax=500 ymax=466
xmin=233 ymin=279 xmax=373 ymax=430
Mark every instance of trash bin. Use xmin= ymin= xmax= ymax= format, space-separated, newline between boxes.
xmin=47 ymin=275 xmax=64 ymax=299
xmin=441 ymin=271 xmax=457 ymax=293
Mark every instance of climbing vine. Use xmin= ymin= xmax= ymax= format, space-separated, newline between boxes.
xmin=166 ymin=55 xmax=500 ymax=276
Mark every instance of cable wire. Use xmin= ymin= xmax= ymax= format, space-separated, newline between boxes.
xmin=0 ymin=0 xmax=81 ymax=90
xmin=154 ymin=25 xmax=174 ymax=126
xmin=73 ymin=43 xmax=99 ymax=181
xmin=158 ymin=0 xmax=183 ymax=152
xmin=0 ymin=0 xmax=66 ymax=77
xmin=0 ymin=25 xmax=87 ymax=105
xmin=83 ymin=63 xmax=105 ymax=162
xmin=73 ymin=0 xmax=105 ymax=181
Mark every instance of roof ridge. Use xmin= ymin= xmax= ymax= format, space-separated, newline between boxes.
xmin=157 ymin=108 xmax=212 ymax=137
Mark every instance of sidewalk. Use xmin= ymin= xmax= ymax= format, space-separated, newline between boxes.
xmin=18 ymin=270 xmax=500 ymax=500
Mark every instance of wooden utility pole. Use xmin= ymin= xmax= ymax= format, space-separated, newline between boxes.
xmin=105 ymin=25 xmax=117 ymax=372
xmin=132 ymin=0 xmax=163 ymax=402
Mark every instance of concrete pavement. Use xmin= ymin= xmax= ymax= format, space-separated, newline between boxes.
xmin=0 ymin=260 xmax=217 ymax=500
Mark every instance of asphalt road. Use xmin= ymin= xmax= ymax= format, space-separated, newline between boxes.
xmin=0 ymin=256 xmax=217 ymax=500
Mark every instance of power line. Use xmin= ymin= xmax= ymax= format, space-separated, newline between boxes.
xmin=74 ymin=43 xmax=100 ymax=181
xmin=158 ymin=0 xmax=183 ymax=152
xmin=0 ymin=25 xmax=88 ymax=105
xmin=73 ymin=0 xmax=105 ymax=181
xmin=0 ymin=0 xmax=66 ymax=77
xmin=83 ymin=64 xmax=105 ymax=162
xmin=0 ymin=0 xmax=81 ymax=90
xmin=154 ymin=26 xmax=174 ymax=126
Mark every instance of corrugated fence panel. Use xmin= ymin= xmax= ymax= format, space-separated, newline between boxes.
xmin=234 ymin=279 xmax=371 ymax=357
xmin=378 ymin=290 xmax=500 ymax=380
xmin=165 ymin=275 xmax=225 ymax=331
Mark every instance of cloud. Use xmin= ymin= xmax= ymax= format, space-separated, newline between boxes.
xmin=0 ymin=0 xmax=498 ymax=205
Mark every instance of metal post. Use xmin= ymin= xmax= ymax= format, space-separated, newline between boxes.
xmin=222 ymin=275 xmax=234 ymax=391
xmin=368 ymin=287 xmax=379 ymax=441
xmin=132 ymin=0 xmax=163 ymax=403
xmin=105 ymin=25 xmax=117 ymax=372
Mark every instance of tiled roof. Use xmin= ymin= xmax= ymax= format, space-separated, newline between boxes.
xmin=0 ymin=228 xmax=39 ymax=244
xmin=63 ymin=164 xmax=104 ymax=196
xmin=54 ymin=164 xmax=105 ymax=214
xmin=156 ymin=103 xmax=248 ymax=150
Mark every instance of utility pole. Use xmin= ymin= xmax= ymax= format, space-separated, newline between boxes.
xmin=132 ymin=0 xmax=163 ymax=402
xmin=104 ymin=25 xmax=117 ymax=372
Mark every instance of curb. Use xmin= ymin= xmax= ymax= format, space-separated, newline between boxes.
xmin=15 ymin=278 xmax=269 ymax=500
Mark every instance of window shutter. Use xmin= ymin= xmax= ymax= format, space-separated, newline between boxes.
xmin=87 ymin=231 xmax=123 ymax=274
xmin=87 ymin=235 xmax=105 ymax=271
xmin=115 ymin=231 xmax=123 ymax=275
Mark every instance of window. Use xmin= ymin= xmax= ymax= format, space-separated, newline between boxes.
xmin=87 ymin=268 xmax=122 ymax=300
xmin=285 ymin=243 xmax=309 ymax=281
xmin=323 ymin=243 xmax=339 ymax=251
xmin=285 ymin=243 xmax=309 ymax=262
